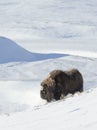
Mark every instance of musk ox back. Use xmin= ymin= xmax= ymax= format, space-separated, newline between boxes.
xmin=40 ymin=68 xmax=83 ymax=102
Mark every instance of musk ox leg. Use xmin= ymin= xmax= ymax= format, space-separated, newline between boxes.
xmin=47 ymin=98 xmax=51 ymax=102
xmin=53 ymin=84 xmax=63 ymax=101
xmin=78 ymin=87 xmax=83 ymax=92
xmin=54 ymin=91 xmax=61 ymax=100
xmin=60 ymin=94 xmax=65 ymax=99
xmin=63 ymin=91 xmax=69 ymax=96
xmin=75 ymin=84 xmax=83 ymax=93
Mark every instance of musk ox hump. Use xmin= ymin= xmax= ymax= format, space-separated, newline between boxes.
xmin=49 ymin=70 xmax=65 ymax=79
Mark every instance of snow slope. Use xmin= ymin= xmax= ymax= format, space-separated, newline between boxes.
xmin=0 ymin=37 xmax=66 ymax=63
xmin=0 ymin=88 xmax=97 ymax=130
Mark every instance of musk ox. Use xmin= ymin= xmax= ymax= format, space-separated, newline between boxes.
xmin=40 ymin=68 xmax=83 ymax=102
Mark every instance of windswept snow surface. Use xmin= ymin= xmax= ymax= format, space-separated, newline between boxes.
xmin=0 ymin=37 xmax=67 ymax=63
xmin=0 ymin=88 xmax=97 ymax=130
xmin=0 ymin=0 xmax=97 ymax=129
xmin=0 ymin=0 xmax=97 ymax=39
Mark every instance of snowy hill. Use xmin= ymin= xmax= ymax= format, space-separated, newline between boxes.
xmin=0 ymin=37 xmax=66 ymax=63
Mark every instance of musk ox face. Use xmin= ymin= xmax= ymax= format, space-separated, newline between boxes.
xmin=40 ymin=77 xmax=56 ymax=102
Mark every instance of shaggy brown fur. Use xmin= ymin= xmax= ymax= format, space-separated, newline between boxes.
xmin=40 ymin=68 xmax=83 ymax=102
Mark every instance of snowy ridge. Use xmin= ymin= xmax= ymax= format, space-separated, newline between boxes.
xmin=0 ymin=37 xmax=66 ymax=63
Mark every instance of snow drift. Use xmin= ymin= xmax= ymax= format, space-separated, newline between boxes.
xmin=0 ymin=37 xmax=67 ymax=63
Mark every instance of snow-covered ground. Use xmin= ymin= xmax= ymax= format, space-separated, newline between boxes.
xmin=0 ymin=0 xmax=97 ymax=40
xmin=0 ymin=0 xmax=97 ymax=129
xmin=1 ymin=88 xmax=97 ymax=130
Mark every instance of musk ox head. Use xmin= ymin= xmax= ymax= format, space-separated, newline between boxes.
xmin=40 ymin=77 xmax=56 ymax=102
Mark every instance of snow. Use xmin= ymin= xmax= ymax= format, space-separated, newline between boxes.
xmin=0 ymin=0 xmax=97 ymax=129
xmin=0 ymin=0 xmax=97 ymax=40
xmin=0 ymin=89 xmax=97 ymax=130
xmin=0 ymin=36 xmax=67 ymax=63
